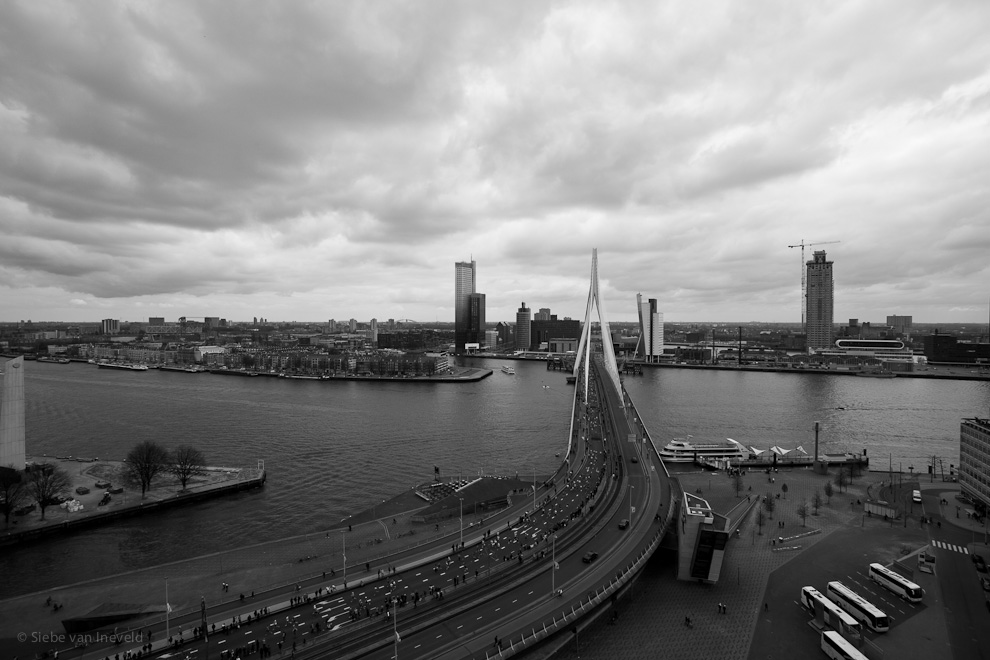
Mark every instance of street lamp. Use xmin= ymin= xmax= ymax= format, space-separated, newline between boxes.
xmin=459 ymin=497 xmax=464 ymax=549
xmin=551 ymin=534 xmax=557 ymax=595
xmin=342 ymin=529 xmax=346 ymax=586
xmin=629 ymin=485 xmax=634 ymax=520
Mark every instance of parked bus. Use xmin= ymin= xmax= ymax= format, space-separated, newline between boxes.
xmin=826 ymin=581 xmax=890 ymax=632
xmin=821 ymin=630 xmax=869 ymax=660
xmin=801 ymin=587 xmax=862 ymax=639
xmin=868 ymin=563 xmax=924 ymax=602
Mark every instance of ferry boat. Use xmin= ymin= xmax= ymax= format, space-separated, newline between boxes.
xmin=658 ymin=437 xmax=750 ymax=463
xmin=97 ymin=362 xmax=149 ymax=371
xmin=501 ymin=365 xmax=516 ymax=375
xmin=37 ymin=357 xmax=71 ymax=364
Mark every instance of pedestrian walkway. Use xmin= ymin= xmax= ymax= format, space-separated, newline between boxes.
xmin=545 ymin=467 xmax=878 ymax=660
xmin=931 ymin=539 xmax=969 ymax=554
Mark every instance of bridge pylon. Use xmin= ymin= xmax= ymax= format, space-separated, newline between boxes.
xmin=573 ymin=249 xmax=622 ymax=403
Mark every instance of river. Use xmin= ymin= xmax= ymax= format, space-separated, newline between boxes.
xmin=1 ymin=357 xmax=986 ymax=597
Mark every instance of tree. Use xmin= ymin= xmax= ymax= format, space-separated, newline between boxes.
xmin=170 ymin=445 xmax=206 ymax=490
xmin=28 ymin=465 xmax=72 ymax=521
xmin=0 ymin=465 xmax=29 ymax=527
xmin=733 ymin=472 xmax=744 ymax=498
xmin=823 ymin=481 xmax=834 ymax=504
xmin=812 ymin=490 xmax=823 ymax=515
xmin=126 ymin=441 xmax=171 ymax=497
xmin=763 ymin=493 xmax=776 ymax=519
xmin=834 ymin=469 xmax=849 ymax=494
xmin=797 ymin=501 xmax=809 ymax=526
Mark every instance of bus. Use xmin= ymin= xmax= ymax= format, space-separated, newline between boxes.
xmin=868 ymin=563 xmax=924 ymax=602
xmin=801 ymin=587 xmax=862 ymax=639
xmin=826 ymin=581 xmax=890 ymax=632
xmin=820 ymin=630 xmax=868 ymax=660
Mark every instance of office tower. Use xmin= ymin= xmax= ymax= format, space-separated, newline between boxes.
xmin=960 ymin=417 xmax=990 ymax=510
xmin=454 ymin=260 xmax=477 ymax=353
xmin=886 ymin=315 xmax=913 ymax=336
xmin=370 ymin=318 xmax=378 ymax=344
xmin=535 ymin=308 xmax=552 ymax=321
xmin=636 ymin=294 xmax=664 ymax=363
xmin=349 ymin=318 xmax=357 ymax=333
xmin=530 ymin=316 xmax=580 ymax=351
xmin=806 ymin=251 xmax=834 ymax=352
xmin=101 ymin=319 xmax=120 ymax=335
xmin=515 ymin=302 xmax=531 ymax=351
xmin=328 ymin=319 xmax=336 ymax=333
xmin=495 ymin=321 xmax=512 ymax=350
xmin=0 ymin=357 xmax=26 ymax=470
xmin=466 ymin=293 xmax=486 ymax=350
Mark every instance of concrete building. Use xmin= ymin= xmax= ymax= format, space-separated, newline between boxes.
xmin=676 ymin=492 xmax=729 ymax=583
xmin=535 ymin=308 xmax=552 ymax=321
xmin=148 ymin=317 xmax=165 ymax=326
xmin=530 ymin=317 xmax=580 ymax=351
xmin=806 ymin=251 xmax=834 ymax=352
xmin=960 ymin=417 xmax=990 ymax=511
xmin=515 ymin=302 xmax=532 ymax=352
xmin=465 ymin=293 xmax=486 ymax=350
xmin=635 ymin=294 xmax=664 ymax=363
xmin=370 ymin=318 xmax=378 ymax=344
xmin=0 ymin=357 xmax=26 ymax=470
xmin=454 ymin=260 xmax=478 ymax=353
xmin=101 ymin=319 xmax=121 ymax=335
xmin=886 ymin=315 xmax=913 ymax=336
xmin=495 ymin=321 xmax=513 ymax=350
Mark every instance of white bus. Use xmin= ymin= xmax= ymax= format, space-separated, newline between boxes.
xmin=821 ymin=630 xmax=868 ymax=660
xmin=801 ymin=587 xmax=862 ymax=639
xmin=826 ymin=581 xmax=890 ymax=632
xmin=868 ymin=563 xmax=924 ymax=603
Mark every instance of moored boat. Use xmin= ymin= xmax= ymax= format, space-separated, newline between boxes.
xmin=658 ymin=437 xmax=750 ymax=463
xmin=97 ymin=362 xmax=149 ymax=371
xmin=501 ymin=365 xmax=516 ymax=375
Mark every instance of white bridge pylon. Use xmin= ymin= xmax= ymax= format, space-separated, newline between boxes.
xmin=573 ymin=249 xmax=622 ymax=403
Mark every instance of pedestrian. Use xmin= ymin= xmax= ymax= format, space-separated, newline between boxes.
xmin=764 ymin=602 xmax=769 ymax=612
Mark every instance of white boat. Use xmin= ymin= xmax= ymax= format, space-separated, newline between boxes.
xmin=501 ymin=366 xmax=516 ymax=375
xmin=658 ymin=437 xmax=751 ymax=463
xmin=97 ymin=362 xmax=149 ymax=371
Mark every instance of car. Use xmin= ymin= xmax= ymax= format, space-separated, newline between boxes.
xmin=618 ymin=519 xmax=629 ymax=530
xmin=75 ymin=486 xmax=90 ymax=495
xmin=630 ymin=456 xmax=639 ymax=463
xmin=95 ymin=480 xmax=111 ymax=489
xmin=582 ymin=551 xmax=599 ymax=564
xmin=975 ymin=555 xmax=988 ymax=573
xmin=982 ymin=576 xmax=990 ymax=592
xmin=108 ymin=486 xmax=124 ymax=494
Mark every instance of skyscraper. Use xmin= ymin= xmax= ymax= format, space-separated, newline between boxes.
xmin=806 ymin=250 xmax=834 ymax=352
xmin=454 ymin=260 xmax=478 ymax=353
xmin=636 ymin=294 xmax=664 ymax=363
xmin=515 ymin=302 xmax=531 ymax=351
xmin=466 ymin=293 xmax=486 ymax=350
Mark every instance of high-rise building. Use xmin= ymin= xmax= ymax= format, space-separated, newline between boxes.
xmin=960 ymin=417 xmax=990 ymax=510
xmin=466 ymin=293 xmax=486 ymax=350
xmin=454 ymin=260 xmax=477 ymax=353
xmin=349 ymin=318 xmax=357 ymax=333
xmin=530 ymin=317 xmax=580 ymax=351
xmin=515 ymin=302 xmax=531 ymax=351
xmin=149 ymin=317 xmax=165 ymax=326
xmin=806 ymin=251 xmax=834 ymax=352
xmin=370 ymin=318 xmax=378 ymax=344
xmin=101 ymin=319 xmax=120 ymax=335
xmin=495 ymin=321 xmax=513 ymax=350
xmin=886 ymin=315 xmax=913 ymax=336
xmin=636 ymin=294 xmax=664 ymax=363
xmin=535 ymin=308 xmax=552 ymax=321
xmin=0 ymin=357 xmax=26 ymax=470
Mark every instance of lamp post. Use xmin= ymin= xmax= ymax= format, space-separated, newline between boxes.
xmin=342 ymin=529 xmax=346 ymax=586
xmin=629 ymin=485 xmax=634 ymax=521
xmin=551 ymin=534 xmax=557 ymax=595
xmin=459 ymin=497 xmax=464 ymax=549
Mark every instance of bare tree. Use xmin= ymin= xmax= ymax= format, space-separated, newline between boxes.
xmin=28 ymin=465 xmax=72 ymax=520
xmin=763 ymin=493 xmax=776 ymax=519
xmin=0 ymin=465 xmax=29 ymax=527
xmin=733 ymin=472 xmax=744 ymax=498
xmin=797 ymin=501 xmax=809 ymax=526
xmin=812 ymin=490 xmax=824 ymax=515
xmin=834 ymin=469 xmax=849 ymax=494
xmin=170 ymin=445 xmax=206 ymax=490
xmin=126 ymin=441 xmax=171 ymax=497
xmin=823 ymin=481 xmax=834 ymax=504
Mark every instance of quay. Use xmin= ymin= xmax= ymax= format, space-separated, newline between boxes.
xmin=0 ymin=456 xmax=266 ymax=546
xmin=207 ymin=366 xmax=492 ymax=382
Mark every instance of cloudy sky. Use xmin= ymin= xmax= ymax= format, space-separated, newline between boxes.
xmin=2 ymin=1 xmax=989 ymax=325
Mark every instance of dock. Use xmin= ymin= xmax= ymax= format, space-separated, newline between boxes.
xmin=1 ymin=456 xmax=266 ymax=546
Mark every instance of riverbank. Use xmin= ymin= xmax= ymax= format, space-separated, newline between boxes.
xmin=1 ymin=456 xmax=265 ymax=546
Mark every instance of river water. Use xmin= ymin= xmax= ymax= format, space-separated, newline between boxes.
xmin=2 ymin=358 xmax=986 ymax=597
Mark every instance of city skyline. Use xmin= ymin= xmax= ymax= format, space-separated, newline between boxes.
xmin=1 ymin=3 xmax=989 ymax=325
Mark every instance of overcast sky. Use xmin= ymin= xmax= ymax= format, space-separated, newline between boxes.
xmin=2 ymin=1 xmax=989 ymax=326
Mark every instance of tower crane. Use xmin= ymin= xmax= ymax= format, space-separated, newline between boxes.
xmin=787 ymin=240 xmax=840 ymax=331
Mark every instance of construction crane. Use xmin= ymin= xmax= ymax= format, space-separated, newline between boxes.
xmin=787 ymin=240 xmax=841 ymax=331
